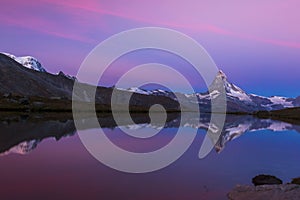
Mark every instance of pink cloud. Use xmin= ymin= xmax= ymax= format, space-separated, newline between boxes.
xmin=39 ymin=0 xmax=233 ymax=36
xmin=0 ymin=16 xmax=92 ymax=43
xmin=41 ymin=0 xmax=300 ymax=49
xmin=0 ymin=0 xmax=96 ymax=43
xmin=1 ymin=0 xmax=300 ymax=49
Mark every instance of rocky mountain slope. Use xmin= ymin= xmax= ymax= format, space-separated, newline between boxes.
xmin=0 ymin=53 xmax=179 ymax=112
xmin=0 ymin=52 xmax=298 ymax=113
xmin=124 ymin=70 xmax=299 ymax=113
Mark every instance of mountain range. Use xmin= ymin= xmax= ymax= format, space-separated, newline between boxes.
xmin=0 ymin=53 xmax=179 ymax=112
xmin=125 ymin=70 xmax=300 ymax=113
xmin=0 ymin=52 xmax=299 ymax=113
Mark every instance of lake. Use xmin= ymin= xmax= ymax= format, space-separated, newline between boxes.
xmin=0 ymin=113 xmax=299 ymax=199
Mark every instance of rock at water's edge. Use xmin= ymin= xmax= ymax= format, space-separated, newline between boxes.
xmin=252 ymin=174 xmax=283 ymax=186
xmin=291 ymin=177 xmax=300 ymax=185
xmin=228 ymin=184 xmax=300 ymax=200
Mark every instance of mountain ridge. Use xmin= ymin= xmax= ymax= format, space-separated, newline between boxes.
xmin=123 ymin=70 xmax=299 ymax=113
xmin=0 ymin=52 xmax=299 ymax=113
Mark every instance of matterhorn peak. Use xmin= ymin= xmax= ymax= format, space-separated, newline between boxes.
xmin=217 ymin=70 xmax=227 ymax=80
xmin=209 ymin=69 xmax=228 ymax=91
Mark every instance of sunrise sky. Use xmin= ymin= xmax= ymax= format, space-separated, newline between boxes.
xmin=1 ymin=0 xmax=299 ymax=97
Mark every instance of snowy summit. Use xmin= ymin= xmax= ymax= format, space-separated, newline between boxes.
xmin=1 ymin=52 xmax=47 ymax=72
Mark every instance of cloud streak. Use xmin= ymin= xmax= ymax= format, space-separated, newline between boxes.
xmin=39 ymin=0 xmax=300 ymax=49
xmin=0 ymin=0 xmax=95 ymax=43
xmin=0 ymin=17 xmax=93 ymax=43
xmin=1 ymin=0 xmax=299 ymax=49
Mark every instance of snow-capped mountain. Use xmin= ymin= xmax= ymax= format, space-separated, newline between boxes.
xmin=118 ymin=87 xmax=177 ymax=100
xmin=0 ymin=52 xmax=298 ymax=113
xmin=121 ymin=70 xmax=299 ymax=113
xmin=215 ymin=70 xmax=295 ymax=111
xmin=57 ymin=71 xmax=77 ymax=81
xmin=1 ymin=52 xmax=47 ymax=72
xmin=207 ymin=70 xmax=296 ymax=112
xmin=118 ymin=87 xmax=153 ymax=95
xmin=209 ymin=70 xmax=251 ymax=102
xmin=1 ymin=52 xmax=77 ymax=81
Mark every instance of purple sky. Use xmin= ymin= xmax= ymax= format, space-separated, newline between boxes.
xmin=0 ymin=0 xmax=299 ymax=97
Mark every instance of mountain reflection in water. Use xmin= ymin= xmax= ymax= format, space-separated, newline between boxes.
xmin=0 ymin=112 xmax=299 ymax=156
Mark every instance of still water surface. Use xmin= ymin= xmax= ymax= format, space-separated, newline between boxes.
xmin=0 ymin=113 xmax=299 ymax=199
